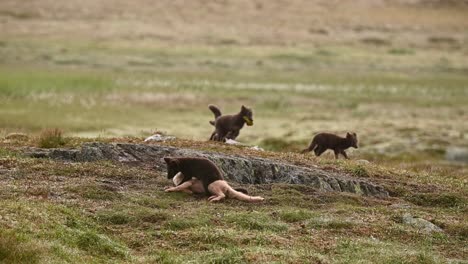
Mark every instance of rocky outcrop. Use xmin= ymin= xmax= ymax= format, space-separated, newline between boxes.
xmin=24 ymin=142 xmax=389 ymax=198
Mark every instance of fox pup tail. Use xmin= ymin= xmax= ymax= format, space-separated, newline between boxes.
xmin=301 ymin=142 xmax=317 ymax=154
xmin=226 ymin=186 xmax=264 ymax=203
xmin=208 ymin=104 xmax=222 ymax=126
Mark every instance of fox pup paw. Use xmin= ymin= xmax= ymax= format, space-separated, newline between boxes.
xmin=164 ymin=186 xmax=176 ymax=192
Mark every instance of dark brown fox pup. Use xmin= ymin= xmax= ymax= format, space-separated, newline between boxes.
xmin=163 ymin=157 xmax=264 ymax=203
xmin=208 ymin=104 xmax=253 ymax=142
xmin=301 ymin=132 xmax=358 ymax=159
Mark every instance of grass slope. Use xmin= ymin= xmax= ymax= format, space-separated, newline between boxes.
xmin=0 ymin=139 xmax=467 ymax=263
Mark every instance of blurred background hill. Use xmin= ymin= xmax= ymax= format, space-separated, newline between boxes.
xmin=2 ymin=0 xmax=468 ymax=46
xmin=1 ymin=0 xmax=467 ymax=164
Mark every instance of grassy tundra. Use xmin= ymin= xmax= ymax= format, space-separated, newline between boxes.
xmin=0 ymin=0 xmax=467 ymax=263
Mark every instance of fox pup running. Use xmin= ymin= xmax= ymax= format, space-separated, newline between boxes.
xmin=208 ymin=104 xmax=253 ymax=142
xmin=301 ymin=132 xmax=358 ymax=159
xmin=163 ymin=157 xmax=264 ymax=203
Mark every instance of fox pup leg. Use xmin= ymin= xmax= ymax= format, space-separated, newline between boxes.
xmin=339 ymin=150 xmax=349 ymax=159
xmin=208 ymin=194 xmax=226 ymax=202
xmin=215 ymin=130 xmax=228 ymax=142
xmin=207 ymin=180 xmax=228 ymax=202
xmin=209 ymin=131 xmax=216 ymax=140
xmin=314 ymin=146 xmax=327 ymax=156
xmin=207 ymin=190 xmax=226 ymax=202
xmin=333 ymin=149 xmax=340 ymax=159
xmin=164 ymin=181 xmax=193 ymax=194
xmin=226 ymin=130 xmax=240 ymax=140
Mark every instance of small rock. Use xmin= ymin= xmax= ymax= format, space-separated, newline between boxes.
xmin=356 ymin=159 xmax=370 ymax=164
xmin=445 ymin=147 xmax=468 ymax=163
xmin=144 ymin=134 xmax=176 ymax=142
xmin=401 ymin=213 xmax=443 ymax=233
xmin=250 ymin=146 xmax=264 ymax=151
xmin=225 ymin=139 xmax=241 ymax=145
xmin=4 ymin=133 xmax=29 ymax=141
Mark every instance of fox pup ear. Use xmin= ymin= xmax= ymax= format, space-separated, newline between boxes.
xmin=241 ymin=105 xmax=246 ymax=110
xmin=164 ymin=157 xmax=179 ymax=166
xmin=346 ymin=132 xmax=351 ymax=137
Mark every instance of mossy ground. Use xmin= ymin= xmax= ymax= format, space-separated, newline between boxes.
xmin=1 ymin=1 xmax=467 ymax=262
xmin=0 ymin=140 xmax=466 ymax=263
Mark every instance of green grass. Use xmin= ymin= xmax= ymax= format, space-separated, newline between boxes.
xmin=277 ymin=209 xmax=315 ymax=223
xmin=0 ymin=230 xmax=42 ymax=264
xmin=0 ymin=150 xmax=466 ymax=263
xmin=0 ymin=14 xmax=467 ymax=263
xmin=225 ymin=212 xmax=288 ymax=232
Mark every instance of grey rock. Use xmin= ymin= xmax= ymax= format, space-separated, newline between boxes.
xmin=24 ymin=142 xmax=389 ymax=198
xmin=356 ymin=159 xmax=371 ymax=164
xmin=401 ymin=213 xmax=443 ymax=233
xmin=144 ymin=134 xmax=176 ymax=142
xmin=445 ymin=147 xmax=468 ymax=163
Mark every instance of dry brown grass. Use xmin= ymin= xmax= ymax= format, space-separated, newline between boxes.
xmin=1 ymin=0 xmax=467 ymax=47
xmin=37 ymin=128 xmax=68 ymax=148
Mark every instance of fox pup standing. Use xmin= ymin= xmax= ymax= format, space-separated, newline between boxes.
xmin=301 ymin=132 xmax=358 ymax=159
xmin=163 ymin=157 xmax=264 ymax=203
xmin=208 ymin=104 xmax=253 ymax=141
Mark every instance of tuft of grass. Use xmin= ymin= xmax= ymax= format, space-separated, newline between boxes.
xmin=307 ymin=218 xmax=355 ymax=230
xmin=277 ymin=209 xmax=315 ymax=223
xmin=406 ymin=193 xmax=466 ymax=208
xmin=204 ymin=249 xmax=246 ymax=264
xmin=0 ymin=147 xmax=18 ymax=158
xmin=346 ymin=164 xmax=370 ymax=178
xmin=137 ymin=209 xmax=169 ymax=224
xmin=269 ymin=185 xmax=316 ymax=207
xmin=0 ymin=231 xmax=42 ymax=264
xmin=225 ymin=212 xmax=288 ymax=232
xmin=134 ymin=196 xmax=171 ymax=209
xmin=96 ymin=207 xmax=168 ymax=226
xmin=74 ymin=230 xmax=128 ymax=258
xmin=444 ymin=222 xmax=468 ymax=238
xmin=148 ymin=250 xmax=180 ymax=264
xmin=334 ymin=239 xmax=441 ymax=264
xmin=37 ymin=128 xmax=69 ymax=148
xmin=164 ymin=217 xmax=209 ymax=231
xmin=96 ymin=211 xmax=132 ymax=225
xmin=72 ymin=184 xmax=123 ymax=201
xmin=181 ymin=228 xmax=239 ymax=250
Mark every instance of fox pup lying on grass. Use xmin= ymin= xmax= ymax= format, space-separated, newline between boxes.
xmin=163 ymin=157 xmax=264 ymax=203
xmin=301 ymin=132 xmax=358 ymax=159
xmin=209 ymin=104 xmax=253 ymax=142
xmin=168 ymin=171 xmax=248 ymax=195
